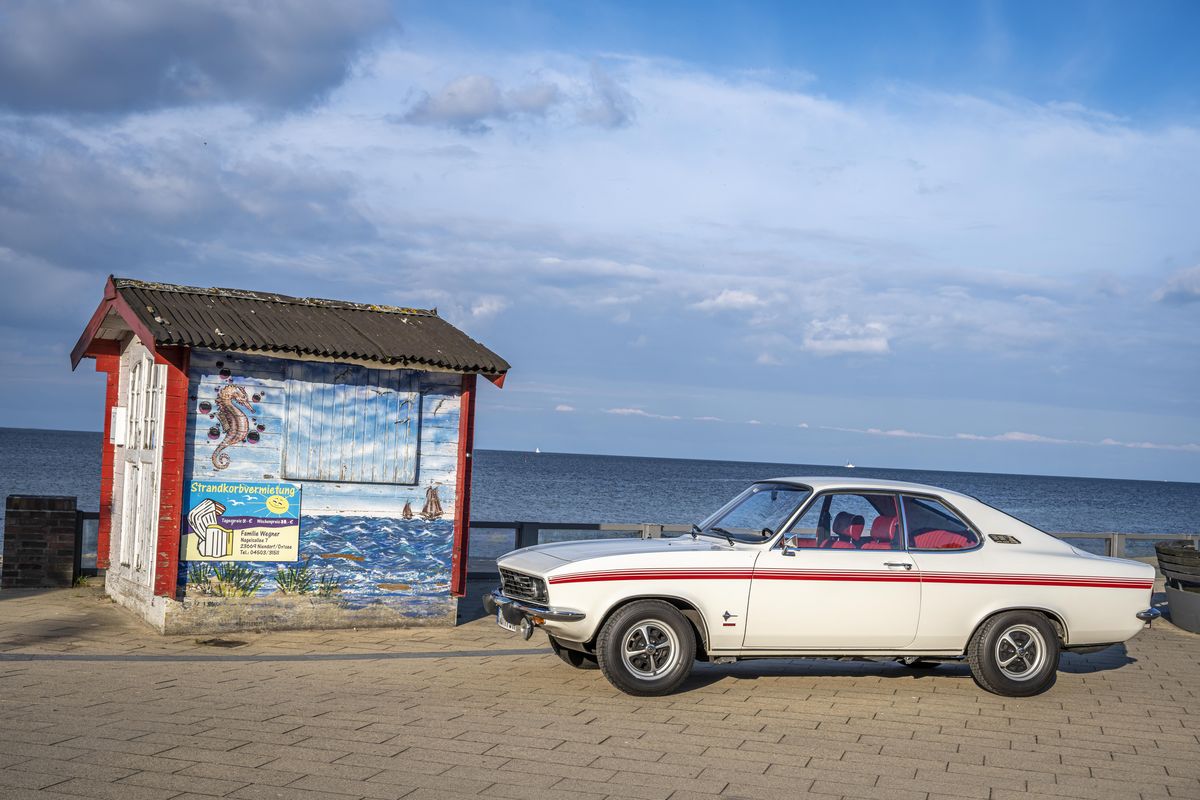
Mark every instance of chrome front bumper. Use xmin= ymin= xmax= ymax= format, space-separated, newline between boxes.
xmin=483 ymin=588 xmax=586 ymax=623
xmin=1136 ymin=608 xmax=1161 ymax=623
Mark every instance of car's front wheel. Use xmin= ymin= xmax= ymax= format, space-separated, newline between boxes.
xmin=967 ymin=610 xmax=1060 ymax=696
xmin=595 ymin=600 xmax=696 ymax=696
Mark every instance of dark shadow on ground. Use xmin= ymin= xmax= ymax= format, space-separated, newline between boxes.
xmin=1058 ymin=643 xmax=1135 ymax=673
xmin=0 ymin=647 xmax=548 ymax=663
xmin=0 ymin=587 xmax=77 ymax=602
xmin=679 ymin=658 xmax=976 ymax=690
xmin=456 ymin=575 xmax=497 ymax=625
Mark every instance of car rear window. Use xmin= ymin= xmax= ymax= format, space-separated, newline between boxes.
xmin=903 ymin=495 xmax=980 ymax=550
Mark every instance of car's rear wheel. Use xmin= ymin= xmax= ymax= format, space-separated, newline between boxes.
xmin=595 ymin=600 xmax=695 ymax=696
xmin=549 ymin=636 xmax=598 ymax=669
xmin=967 ymin=610 xmax=1059 ymax=697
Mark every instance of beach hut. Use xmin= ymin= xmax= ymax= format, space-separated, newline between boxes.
xmin=70 ymin=277 xmax=509 ymax=633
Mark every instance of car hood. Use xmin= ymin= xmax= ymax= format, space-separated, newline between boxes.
xmin=497 ymin=536 xmax=727 ymax=575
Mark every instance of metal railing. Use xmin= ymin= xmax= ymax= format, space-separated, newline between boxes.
xmin=1050 ymin=532 xmax=1199 ymax=559
xmin=464 ymin=521 xmax=1199 ymax=576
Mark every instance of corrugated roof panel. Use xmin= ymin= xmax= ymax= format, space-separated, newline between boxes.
xmin=111 ymin=278 xmax=509 ymax=375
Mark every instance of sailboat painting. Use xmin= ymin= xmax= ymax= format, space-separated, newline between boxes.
xmin=401 ymin=501 xmax=413 ymax=520
xmin=420 ymin=486 xmax=444 ymax=521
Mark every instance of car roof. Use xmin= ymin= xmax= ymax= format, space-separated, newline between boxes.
xmin=762 ymin=476 xmax=975 ymax=500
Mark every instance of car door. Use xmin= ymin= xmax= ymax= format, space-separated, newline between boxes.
xmin=898 ymin=493 xmax=989 ymax=651
xmin=741 ymin=492 xmax=921 ymax=649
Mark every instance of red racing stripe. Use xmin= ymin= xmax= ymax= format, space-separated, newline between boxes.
xmin=548 ymin=569 xmax=1151 ymax=589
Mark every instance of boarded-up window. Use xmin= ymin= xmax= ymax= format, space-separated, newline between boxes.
xmin=282 ymin=362 xmax=418 ymax=484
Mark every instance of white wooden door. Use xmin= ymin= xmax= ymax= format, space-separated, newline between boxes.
xmin=117 ymin=352 xmax=166 ymax=586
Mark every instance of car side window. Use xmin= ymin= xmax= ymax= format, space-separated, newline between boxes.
xmin=902 ymin=495 xmax=979 ymax=550
xmin=784 ymin=493 xmax=901 ymax=550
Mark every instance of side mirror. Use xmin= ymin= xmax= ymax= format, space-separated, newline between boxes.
xmin=781 ymin=536 xmax=796 ymax=557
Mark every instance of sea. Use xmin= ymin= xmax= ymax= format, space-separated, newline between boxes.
xmin=2 ymin=427 xmax=1198 ymax=559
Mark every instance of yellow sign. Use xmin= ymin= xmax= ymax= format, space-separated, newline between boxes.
xmin=185 ymin=480 xmax=302 ymax=562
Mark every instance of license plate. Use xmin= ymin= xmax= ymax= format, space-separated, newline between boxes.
xmin=496 ymin=609 xmax=518 ymax=633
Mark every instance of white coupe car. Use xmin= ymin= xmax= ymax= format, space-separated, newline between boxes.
xmin=484 ymin=478 xmax=1158 ymax=697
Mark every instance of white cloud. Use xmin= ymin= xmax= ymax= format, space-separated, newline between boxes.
xmin=401 ymin=74 xmax=561 ymax=130
xmin=802 ymin=316 xmax=890 ymax=356
xmin=0 ymin=0 xmax=393 ymax=112
xmin=871 ymin=428 xmax=943 ymax=439
xmin=691 ymin=289 xmax=765 ymax=312
xmin=1100 ymin=438 xmax=1200 ymax=453
xmin=3 ymin=34 xmax=1199 ymax=474
xmin=554 ymin=404 xmax=575 ymax=412
xmin=1153 ymin=265 xmax=1200 ymax=304
xmin=824 ymin=425 xmax=949 ymax=440
xmin=694 ymin=415 xmax=722 ymax=422
xmin=470 ymin=295 xmax=508 ymax=320
xmin=955 ymin=431 xmax=1077 ymax=444
xmin=830 ymin=426 xmax=1200 ymax=452
xmin=605 ymin=407 xmax=681 ymax=420
xmin=577 ymin=63 xmax=636 ymax=128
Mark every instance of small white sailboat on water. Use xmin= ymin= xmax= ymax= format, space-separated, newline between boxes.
xmin=534 ymin=447 xmax=541 ymax=454
xmin=844 ymin=460 xmax=855 ymax=469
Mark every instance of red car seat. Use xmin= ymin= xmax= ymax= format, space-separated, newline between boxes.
xmin=861 ymin=515 xmax=898 ymax=550
xmin=830 ymin=512 xmax=866 ymax=548
xmin=912 ymin=529 xmax=972 ymax=549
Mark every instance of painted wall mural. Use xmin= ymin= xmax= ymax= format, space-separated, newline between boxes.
xmin=212 ymin=383 xmax=255 ymax=469
xmin=199 ymin=358 xmax=267 ymax=471
xmin=179 ymin=349 xmax=463 ymax=619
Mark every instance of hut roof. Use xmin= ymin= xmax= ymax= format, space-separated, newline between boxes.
xmin=72 ymin=277 xmax=510 ymax=380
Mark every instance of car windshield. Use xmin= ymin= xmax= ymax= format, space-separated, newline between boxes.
xmin=698 ymin=482 xmax=811 ymax=543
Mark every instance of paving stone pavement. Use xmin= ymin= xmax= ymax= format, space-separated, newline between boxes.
xmin=0 ymin=583 xmax=1197 ymax=800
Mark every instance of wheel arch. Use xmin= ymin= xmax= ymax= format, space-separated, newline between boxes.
xmin=966 ymin=605 xmax=1069 ymax=652
xmin=588 ymin=594 xmax=711 ymax=657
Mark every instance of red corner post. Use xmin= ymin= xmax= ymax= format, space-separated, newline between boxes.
xmin=153 ymin=346 xmax=190 ymax=598
xmin=92 ymin=343 xmax=122 ymax=569
xmin=450 ymin=373 xmax=477 ymax=597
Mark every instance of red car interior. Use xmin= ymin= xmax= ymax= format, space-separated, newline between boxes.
xmin=828 ymin=512 xmax=866 ymax=548
xmin=861 ymin=515 xmax=899 ymax=550
xmin=911 ymin=529 xmax=974 ymax=549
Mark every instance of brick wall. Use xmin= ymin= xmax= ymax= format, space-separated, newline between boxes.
xmin=1 ymin=496 xmax=78 ymax=588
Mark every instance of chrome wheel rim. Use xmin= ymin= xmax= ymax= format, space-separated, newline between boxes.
xmin=621 ymin=619 xmax=679 ymax=679
xmin=995 ymin=623 xmax=1047 ymax=681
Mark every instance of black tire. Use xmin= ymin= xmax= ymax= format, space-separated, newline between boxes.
xmin=549 ymin=636 xmax=598 ymax=669
xmin=899 ymin=657 xmax=939 ymax=670
xmin=595 ymin=600 xmax=696 ymax=696
xmin=967 ymin=610 xmax=1060 ymax=697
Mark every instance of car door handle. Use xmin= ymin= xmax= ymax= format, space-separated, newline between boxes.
xmin=884 ymin=562 xmax=913 ymax=570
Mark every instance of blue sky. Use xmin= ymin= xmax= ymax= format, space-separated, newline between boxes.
xmin=0 ymin=0 xmax=1198 ymax=481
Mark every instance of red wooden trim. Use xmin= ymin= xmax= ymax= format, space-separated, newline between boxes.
xmin=70 ymin=277 xmax=118 ymax=369
xmin=85 ymin=339 xmax=121 ymax=358
xmin=72 ymin=275 xmax=162 ymax=369
xmin=450 ymin=373 xmax=477 ymax=597
xmin=94 ymin=353 xmax=121 ymax=569
xmin=153 ymin=346 xmax=190 ymax=598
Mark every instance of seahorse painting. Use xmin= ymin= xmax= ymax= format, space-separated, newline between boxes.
xmin=212 ymin=384 xmax=255 ymax=470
